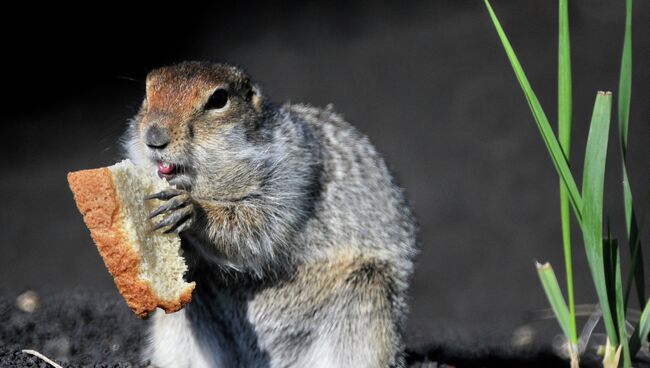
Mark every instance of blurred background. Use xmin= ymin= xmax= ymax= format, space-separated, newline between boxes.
xmin=3 ymin=0 xmax=649 ymax=349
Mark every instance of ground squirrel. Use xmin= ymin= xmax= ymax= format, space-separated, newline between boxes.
xmin=123 ymin=61 xmax=417 ymax=368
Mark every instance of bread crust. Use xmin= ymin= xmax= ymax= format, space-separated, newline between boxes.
xmin=67 ymin=168 xmax=193 ymax=318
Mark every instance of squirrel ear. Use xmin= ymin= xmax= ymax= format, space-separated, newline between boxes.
xmin=248 ymin=83 xmax=263 ymax=113
xmin=139 ymin=97 xmax=148 ymax=114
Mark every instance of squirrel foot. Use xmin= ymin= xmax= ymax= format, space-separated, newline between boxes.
xmin=145 ymin=188 xmax=196 ymax=233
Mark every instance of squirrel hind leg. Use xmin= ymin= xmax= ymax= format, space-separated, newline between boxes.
xmin=300 ymin=258 xmax=405 ymax=368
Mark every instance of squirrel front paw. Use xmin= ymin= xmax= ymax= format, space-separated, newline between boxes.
xmin=145 ymin=188 xmax=196 ymax=234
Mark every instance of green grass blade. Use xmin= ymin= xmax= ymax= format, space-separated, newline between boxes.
xmin=626 ymin=191 xmax=650 ymax=310
xmin=484 ymin=0 xmax=583 ymax=222
xmin=629 ymin=297 xmax=650 ymax=356
xmin=622 ymin=167 xmax=645 ymax=309
xmin=638 ymin=300 xmax=650 ymax=349
xmin=558 ymin=0 xmax=572 ymax=151
xmin=581 ymin=91 xmax=617 ymax=345
xmin=557 ymin=0 xmax=577 ymax=345
xmin=622 ymin=173 xmax=645 ymax=308
xmin=604 ymin=234 xmax=632 ymax=367
xmin=536 ymin=262 xmax=573 ymax=340
xmin=603 ymin=223 xmax=617 ymax=326
xmin=618 ymin=0 xmax=632 ymax=151
xmin=618 ymin=0 xmax=646 ymax=310
xmin=614 ymin=243 xmax=632 ymax=368
xmin=628 ymin=192 xmax=650 ymax=356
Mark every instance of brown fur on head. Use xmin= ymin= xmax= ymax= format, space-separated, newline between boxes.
xmin=128 ymin=61 xmax=270 ymax=198
xmin=144 ymin=62 xmax=263 ymax=120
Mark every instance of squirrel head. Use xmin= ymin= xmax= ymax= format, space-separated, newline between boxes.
xmin=129 ymin=61 xmax=272 ymax=199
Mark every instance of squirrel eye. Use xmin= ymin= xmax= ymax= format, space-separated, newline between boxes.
xmin=205 ymin=89 xmax=228 ymax=110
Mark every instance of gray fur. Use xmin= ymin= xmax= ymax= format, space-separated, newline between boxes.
xmin=123 ymin=62 xmax=416 ymax=368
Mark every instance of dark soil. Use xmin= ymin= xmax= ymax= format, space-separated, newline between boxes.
xmin=1 ymin=289 xmax=145 ymax=367
xmin=1 ymin=289 xmax=646 ymax=368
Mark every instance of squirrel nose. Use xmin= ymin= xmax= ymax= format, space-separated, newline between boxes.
xmin=145 ymin=125 xmax=170 ymax=149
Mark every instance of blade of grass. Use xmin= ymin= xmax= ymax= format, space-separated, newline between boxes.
xmin=628 ymin=191 xmax=650 ymax=356
xmin=636 ymin=300 xmax=650 ymax=350
xmin=614 ymin=241 xmax=632 ymax=368
xmin=618 ymin=0 xmax=646 ymax=311
xmin=536 ymin=262 xmax=573 ymax=339
xmin=605 ymin=228 xmax=634 ymax=367
xmin=558 ymin=0 xmax=572 ymax=154
xmin=581 ymin=91 xmax=617 ymax=345
xmin=484 ymin=0 xmax=583 ymax=222
xmin=558 ymin=0 xmax=577 ymax=346
xmin=624 ymin=193 xmax=646 ymax=309
xmin=536 ymin=262 xmax=578 ymax=364
xmin=616 ymin=268 xmax=632 ymax=368
xmin=625 ymin=200 xmax=648 ymax=310
xmin=624 ymin=190 xmax=650 ymax=306
xmin=618 ymin=0 xmax=633 ymax=153
xmin=603 ymin=223 xmax=618 ymax=333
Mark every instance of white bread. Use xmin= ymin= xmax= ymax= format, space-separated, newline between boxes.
xmin=67 ymin=159 xmax=195 ymax=318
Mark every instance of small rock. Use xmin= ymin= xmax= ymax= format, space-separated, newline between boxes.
xmin=15 ymin=290 xmax=39 ymax=313
xmin=511 ymin=325 xmax=535 ymax=348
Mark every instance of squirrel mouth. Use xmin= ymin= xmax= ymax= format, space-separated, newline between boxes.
xmin=157 ymin=161 xmax=179 ymax=180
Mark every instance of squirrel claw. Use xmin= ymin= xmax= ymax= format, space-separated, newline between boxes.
xmin=148 ymin=196 xmax=187 ymax=220
xmin=152 ymin=205 xmax=194 ymax=233
xmin=145 ymin=188 xmax=183 ymax=201
xmin=147 ymin=189 xmax=195 ymax=234
xmin=163 ymin=216 xmax=193 ymax=234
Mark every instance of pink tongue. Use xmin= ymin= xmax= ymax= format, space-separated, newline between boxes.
xmin=158 ymin=162 xmax=175 ymax=174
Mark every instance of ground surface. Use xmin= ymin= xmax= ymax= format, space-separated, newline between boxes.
xmin=4 ymin=289 xmax=643 ymax=368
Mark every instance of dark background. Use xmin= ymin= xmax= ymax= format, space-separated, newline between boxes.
xmin=3 ymin=0 xmax=649 ymax=350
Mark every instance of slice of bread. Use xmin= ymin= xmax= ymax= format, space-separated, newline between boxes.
xmin=67 ymin=159 xmax=195 ymax=318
